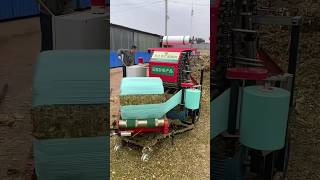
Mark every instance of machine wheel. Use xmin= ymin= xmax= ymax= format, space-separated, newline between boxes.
xmin=192 ymin=109 xmax=201 ymax=124
xmin=114 ymin=141 xmax=123 ymax=152
xmin=141 ymin=147 xmax=153 ymax=162
xmin=142 ymin=147 xmax=153 ymax=154
xmin=141 ymin=153 xmax=150 ymax=162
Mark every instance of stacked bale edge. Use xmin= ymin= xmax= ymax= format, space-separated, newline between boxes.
xmin=120 ymin=94 xmax=167 ymax=106
xmin=32 ymin=104 xmax=108 ymax=139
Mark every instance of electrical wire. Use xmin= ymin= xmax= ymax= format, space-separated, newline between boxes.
xmin=111 ymin=1 xmax=164 ymax=15
xmin=111 ymin=0 xmax=155 ymax=7
xmin=170 ymin=0 xmax=209 ymax=7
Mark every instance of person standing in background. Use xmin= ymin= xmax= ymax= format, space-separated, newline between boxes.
xmin=36 ymin=0 xmax=73 ymax=51
xmin=127 ymin=45 xmax=137 ymax=66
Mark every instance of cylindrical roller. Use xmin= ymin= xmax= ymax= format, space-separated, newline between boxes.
xmin=136 ymin=120 xmax=148 ymax=128
xmin=118 ymin=119 xmax=165 ymax=128
xmin=155 ymin=119 xmax=165 ymax=127
xmin=126 ymin=65 xmax=147 ymax=77
xmin=240 ymin=86 xmax=290 ymax=151
xmin=118 ymin=120 xmax=127 ymax=128
xmin=162 ymin=36 xmax=192 ymax=45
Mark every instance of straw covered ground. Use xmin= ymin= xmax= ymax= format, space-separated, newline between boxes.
xmin=110 ymin=50 xmax=210 ymax=180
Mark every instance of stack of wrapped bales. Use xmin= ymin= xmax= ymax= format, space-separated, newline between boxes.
xmin=32 ymin=50 xmax=108 ymax=180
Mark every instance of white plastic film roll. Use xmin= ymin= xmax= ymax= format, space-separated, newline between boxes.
xmin=126 ymin=65 xmax=147 ymax=77
xmin=162 ymin=36 xmax=191 ymax=45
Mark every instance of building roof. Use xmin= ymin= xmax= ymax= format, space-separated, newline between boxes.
xmin=111 ymin=23 xmax=162 ymax=38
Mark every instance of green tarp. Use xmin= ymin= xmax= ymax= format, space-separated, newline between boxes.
xmin=32 ymin=50 xmax=108 ymax=107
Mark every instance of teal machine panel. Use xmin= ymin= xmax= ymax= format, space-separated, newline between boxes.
xmin=211 ymin=89 xmax=230 ymax=139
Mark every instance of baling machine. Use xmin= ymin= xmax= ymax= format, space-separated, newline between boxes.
xmin=211 ymin=0 xmax=302 ymax=179
xmin=111 ymin=36 xmax=204 ymax=161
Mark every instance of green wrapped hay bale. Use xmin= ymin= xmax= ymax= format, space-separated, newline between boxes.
xmin=31 ymin=50 xmax=109 ymax=180
xmin=120 ymin=94 xmax=167 ymax=106
xmin=32 ymin=104 xmax=108 ymax=139
xmin=34 ymin=136 xmax=108 ymax=180
xmin=32 ymin=50 xmax=108 ymax=107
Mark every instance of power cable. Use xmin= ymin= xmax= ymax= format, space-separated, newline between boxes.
xmin=111 ymin=1 xmax=164 ymax=15
xmin=170 ymin=0 xmax=209 ymax=6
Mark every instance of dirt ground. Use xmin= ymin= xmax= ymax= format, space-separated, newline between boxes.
xmin=110 ymin=53 xmax=210 ymax=180
xmin=265 ymin=31 xmax=320 ymax=179
xmin=259 ymin=1 xmax=320 ymax=179
xmin=0 ymin=18 xmax=41 ymax=180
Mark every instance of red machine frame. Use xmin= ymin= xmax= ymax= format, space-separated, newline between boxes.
xmin=148 ymin=48 xmax=197 ymax=84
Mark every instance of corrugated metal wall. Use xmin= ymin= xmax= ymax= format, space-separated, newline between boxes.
xmin=110 ymin=25 xmax=161 ymax=51
xmin=11 ymin=0 xmax=39 ymax=18
xmin=0 ymin=1 xmax=14 ymax=21
xmin=134 ymin=32 xmax=160 ymax=51
xmin=78 ymin=0 xmax=91 ymax=9
xmin=0 ymin=0 xmax=106 ymax=21
xmin=110 ymin=26 xmax=134 ymax=50
xmin=0 ymin=0 xmax=39 ymax=21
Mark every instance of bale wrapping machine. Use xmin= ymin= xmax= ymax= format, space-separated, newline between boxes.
xmin=211 ymin=0 xmax=301 ymax=179
xmin=111 ymin=36 xmax=204 ymax=161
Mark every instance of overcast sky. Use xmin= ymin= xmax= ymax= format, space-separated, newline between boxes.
xmin=111 ymin=0 xmax=210 ymax=41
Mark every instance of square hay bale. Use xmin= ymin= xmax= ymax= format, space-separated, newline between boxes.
xmin=32 ymin=104 xmax=108 ymax=139
xmin=119 ymin=94 xmax=167 ymax=106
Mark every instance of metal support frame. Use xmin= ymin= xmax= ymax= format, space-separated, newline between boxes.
xmin=287 ymin=18 xmax=301 ymax=107
xmin=212 ymin=0 xmax=302 ymax=178
xmin=252 ymin=15 xmax=302 ymax=26
xmin=251 ymin=16 xmax=302 ymax=105
xmin=0 ymin=83 xmax=8 ymax=106
xmin=228 ymin=80 xmax=239 ymax=134
xmin=251 ymin=15 xmax=301 ymax=178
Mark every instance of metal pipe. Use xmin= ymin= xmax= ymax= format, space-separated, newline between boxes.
xmin=34 ymin=0 xmax=55 ymax=16
xmin=118 ymin=120 xmax=127 ymax=128
xmin=155 ymin=119 xmax=165 ymax=127
xmin=287 ymin=19 xmax=301 ymax=107
xmin=120 ymin=131 xmax=132 ymax=136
